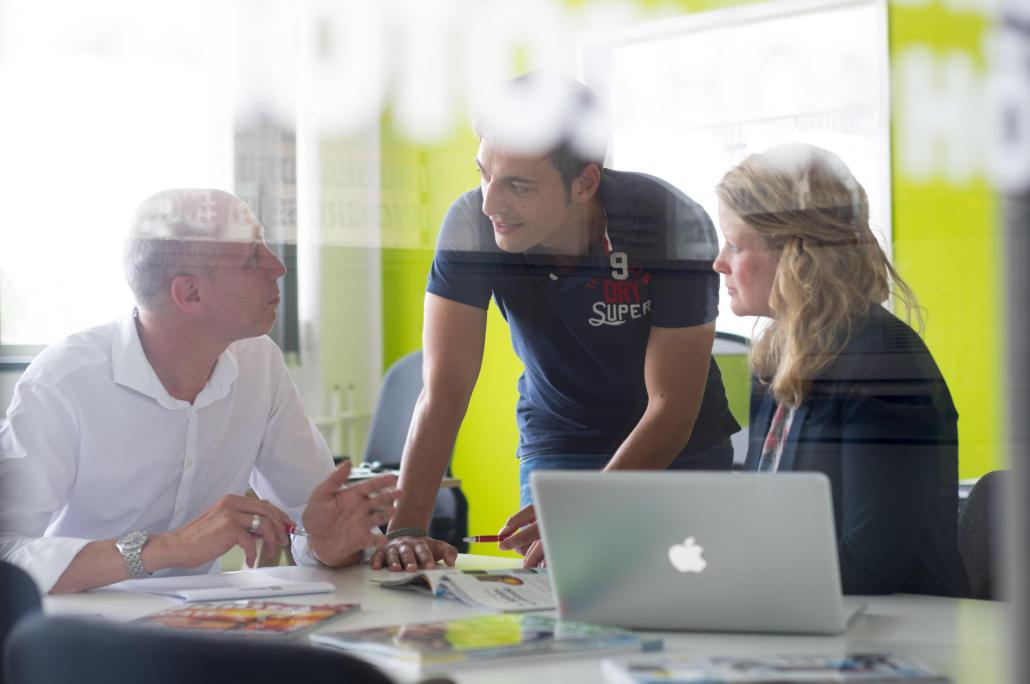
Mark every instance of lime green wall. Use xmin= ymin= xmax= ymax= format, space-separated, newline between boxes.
xmin=888 ymin=5 xmax=998 ymax=478
xmin=715 ymin=354 xmax=751 ymax=426
xmin=373 ymin=0 xmax=1001 ymax=556
xmin=381 ymin=114 xmax=482 ymax=368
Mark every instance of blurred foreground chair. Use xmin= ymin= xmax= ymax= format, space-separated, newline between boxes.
xmin=4 ymin=614 xmax=395 ymax=684
xmin=363 ymin=350 xmax=469 ymax=552
xmin=958 ymin=469 xmax=1007 ymax=600
xmin=0 ymin=563 xmax=42 ymax=684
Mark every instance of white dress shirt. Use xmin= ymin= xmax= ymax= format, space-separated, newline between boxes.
xmin=0 ymin=312 xmax=333 ymax=591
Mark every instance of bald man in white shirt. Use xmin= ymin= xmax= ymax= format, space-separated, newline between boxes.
xmin=0 ymin=189 xmax=398 ymax=593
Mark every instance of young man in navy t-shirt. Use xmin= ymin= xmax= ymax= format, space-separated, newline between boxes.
xmin=370 ymin=74 xmax=739 ymax=572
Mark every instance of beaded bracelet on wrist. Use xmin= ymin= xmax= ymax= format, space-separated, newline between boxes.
xmin=386 ymin=527 xmax=427 ymax=539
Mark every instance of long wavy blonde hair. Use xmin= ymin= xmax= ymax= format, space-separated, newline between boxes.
xmin=716 ymin=144 xmax=920 ymax=408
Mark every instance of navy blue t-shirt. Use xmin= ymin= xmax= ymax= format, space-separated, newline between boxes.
xmin=427 ymin=169 xmax=740 ymax=459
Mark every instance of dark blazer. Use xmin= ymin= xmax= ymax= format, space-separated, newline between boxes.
xmin=745 ymin=306 xmax=965 ymax=596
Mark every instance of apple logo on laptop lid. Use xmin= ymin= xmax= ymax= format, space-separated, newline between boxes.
xmin=668 ymin=536 xmax=707 ymax=573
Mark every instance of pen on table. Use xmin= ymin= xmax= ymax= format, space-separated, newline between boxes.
xmin=462 ymin=535 xmax=509 ymax=543
xmin=245 ymin=523 xmax=307 ymax=570
xmin=248 ymin=538 xmax=264 ymax=570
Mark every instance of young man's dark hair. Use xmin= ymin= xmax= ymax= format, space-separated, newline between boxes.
xmin=473 ymin=71 xmax=607 ymax=198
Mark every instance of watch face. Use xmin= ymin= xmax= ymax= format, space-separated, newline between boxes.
xmin=118 ymin=530 xmax=147 ymax=551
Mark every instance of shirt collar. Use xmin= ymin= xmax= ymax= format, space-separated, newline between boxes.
xmin=111 ymin=310 xmax=239 ymax=409
xmin=199 ymin=346 xmax=239 ymax=408
xmin=593 ymin=170 xmax=631 ymax=256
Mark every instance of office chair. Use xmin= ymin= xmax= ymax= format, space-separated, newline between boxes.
xmin=0 ymin=563 xmax=42 ymax=684
xmin=363 ymin=349 xmax=469 ymax=552
xmin=958 ymin=469 xmax=1007 ymax=600
xmin=4 ymin=614 xmax=395 ymax=684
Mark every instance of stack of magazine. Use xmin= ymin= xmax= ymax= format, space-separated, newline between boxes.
xmin=135 ymin=600 xmax=359 ymax=638
xmin=310 ymin=612 xmax=663 ymax=674
xmin=369 ymin=567 xmax=554 ymax=612
xmin=601 ymin=653 xmax=951 ymax=683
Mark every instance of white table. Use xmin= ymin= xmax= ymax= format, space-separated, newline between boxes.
xmin=43 ymin=557 xmax=1007 ymax=684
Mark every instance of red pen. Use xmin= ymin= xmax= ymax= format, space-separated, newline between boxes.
xmin=462 ymin=535 xmax=508 ymax=543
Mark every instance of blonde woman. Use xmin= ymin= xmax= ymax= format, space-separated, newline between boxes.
xmin=713 ymin=144 xmax=964 ymax=596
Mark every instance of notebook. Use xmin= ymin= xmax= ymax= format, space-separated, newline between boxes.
xmin=532 ymin=471 xmax=864 ymax=634
xmin=110 ymin=571 xmax=335 ymax=602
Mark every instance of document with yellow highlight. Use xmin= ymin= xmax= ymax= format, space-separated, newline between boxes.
xmin=311 ymin=613 xmax=661 ymax=674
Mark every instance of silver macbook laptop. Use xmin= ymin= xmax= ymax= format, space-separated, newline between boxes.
xmin=532 ymin=471 xmax=864 ymax=634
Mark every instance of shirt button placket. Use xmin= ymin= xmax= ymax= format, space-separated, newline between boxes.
xmin=172 ymin=406 xmax=198 ymax=526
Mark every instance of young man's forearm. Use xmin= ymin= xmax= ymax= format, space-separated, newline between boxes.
xmin=604 ymin=399 xmax=700 ymax=471
xmin=605 ymin=324 xmax=713 ymax=472
xmin=391 ymin=390 xmax=470 ymax=531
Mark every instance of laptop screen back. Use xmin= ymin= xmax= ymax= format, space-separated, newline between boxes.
xmin=531 ymin=471 xmax=849 ymax=634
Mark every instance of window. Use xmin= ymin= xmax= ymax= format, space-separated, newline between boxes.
xmin=0 ymin=0 xmax=233 ymax=353
xmin=580 ymin=0 xmax=890 ymax=339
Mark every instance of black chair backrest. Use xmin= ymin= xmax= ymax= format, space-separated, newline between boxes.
xmin=363 ymin=349 xmax=424 ymax=468
xmin=0 ymin=562 xmax=42 ymax=684
xmin=4 ymin=614 xmax=395 ymax=684
xmin=958 ymin=469 xmax=1008 ymax=600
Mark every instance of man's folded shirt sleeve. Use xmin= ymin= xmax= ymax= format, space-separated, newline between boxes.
xmin=0 ymin=381 xmax=88 ymax=592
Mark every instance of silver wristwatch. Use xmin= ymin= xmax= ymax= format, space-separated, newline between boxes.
xmin=115 ymin=530 xmax=151 ymax=579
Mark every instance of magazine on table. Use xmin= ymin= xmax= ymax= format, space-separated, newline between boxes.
xmin=310 ymin=612 xmax=662 ymax=673
xmin=135 ymin=600 xmax=359 ymax=638
xmin=601 ymin=652 xmax=951 ymax=683
xmin=110 ymin=571 xmax=336 ymax=602
xmin=369 ymin=567 xmax=555 ymax=612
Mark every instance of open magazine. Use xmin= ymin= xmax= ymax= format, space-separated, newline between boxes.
xmin=369 ymin=567 xmax=554 ymax=612
xmin=135 ymin=600 xmax=359 ymax=638
xmin=310 ymin=612 xmax=662 ymax=673
xmin=602 ymin=653 xmax=950 ymax=684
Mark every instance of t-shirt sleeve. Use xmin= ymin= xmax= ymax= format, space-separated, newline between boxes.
xmin=426 ymin=191 xmax=494 ymax=310
xmin=648 ymin=187 xmax=720 ymax=328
